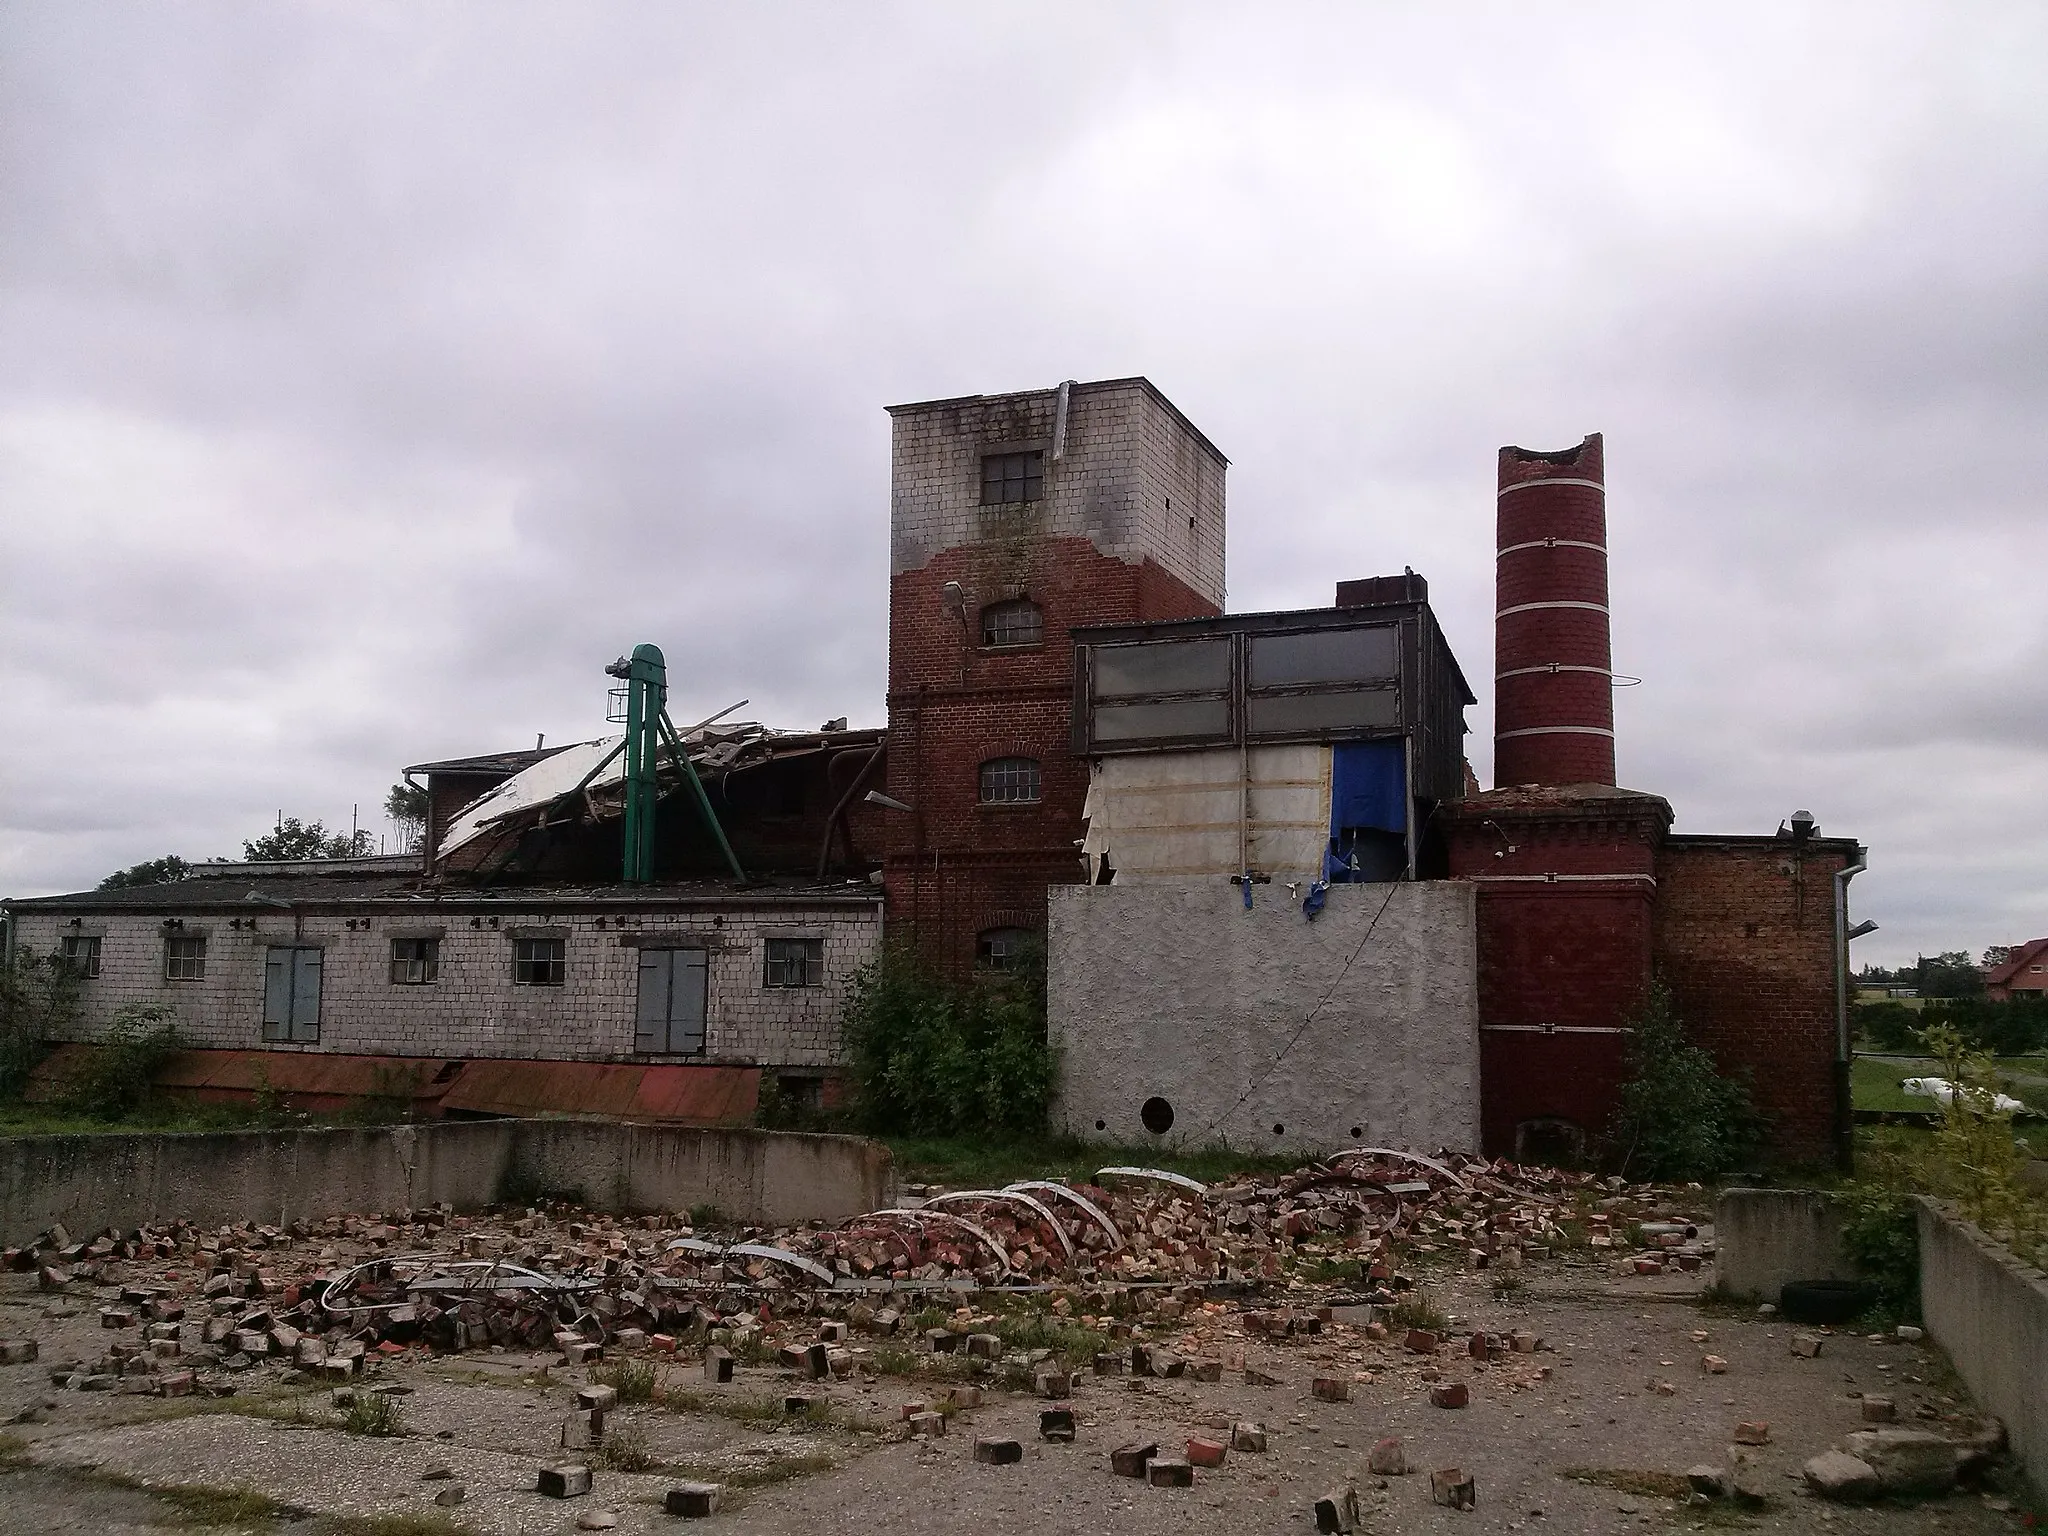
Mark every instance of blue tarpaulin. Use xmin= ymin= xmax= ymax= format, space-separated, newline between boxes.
xmin=1330 ymin=740 xmax=1406 ymax=835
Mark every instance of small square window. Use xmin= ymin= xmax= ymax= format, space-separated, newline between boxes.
xmin=514 ymin=936 xmax=566 ymax=986
xmin=164 ymin=935 xmax=206 ymax=982
xmin=389 ymin=937 xmax=440 ymax=985
xmin=978 ymin=757 xmax=1042 ymax=804
xmin=980 ymin=598 xmax=1044 ymax=649
xmin=764 ymin=937 xmax=824 ymax=988
xmin=979 ymin=451 xmax=1044 ymax=505
xmin=60 ymin=935 xmax=101 ymax=979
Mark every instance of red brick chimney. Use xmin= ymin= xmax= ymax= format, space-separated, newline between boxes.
xmin=1494 ymin=435 xmax=1614 ymax=788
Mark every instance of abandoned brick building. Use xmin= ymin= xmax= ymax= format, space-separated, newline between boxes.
xmin=3 ymin=375 xmax=1865 ymax=1161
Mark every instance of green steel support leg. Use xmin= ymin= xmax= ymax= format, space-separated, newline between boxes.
xmin=659 ymin=712 xmax=747 ymax=882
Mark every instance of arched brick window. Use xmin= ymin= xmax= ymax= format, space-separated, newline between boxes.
xmin=978 ymin=757 xmax=1041 ymax=804
xmin=980 ymin=598 xmax=1044 ymax=649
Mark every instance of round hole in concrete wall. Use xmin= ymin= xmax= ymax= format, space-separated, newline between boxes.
xmin=1094 ymin=1119 xmax=1106 ymax=1132
xmin=1140 ymin=1097 xmax=1174 ymax=1135
xmin=1350 ymin=1126 xmax=1364 ymax=1139
xmin=1271 ymin=1123 xmax=1285 ymax=1136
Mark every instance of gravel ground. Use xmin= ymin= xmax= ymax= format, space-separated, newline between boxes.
xmin=1 ymin=1264 xmax=2035 ymax=1534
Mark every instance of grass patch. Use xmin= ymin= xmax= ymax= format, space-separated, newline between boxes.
xmin=591 ymin=1358 xmax=659 ymax=1404
xmin=671 ymin=1450 xmax=839 ymax=1490
xmin=340 ymin=1393 xmax=406 ymax=1437
xmin=1388 ymin=1290 xmax=1448 ymax=1332
xmin=1561 ymin=1466 xmax=1692 ymax=1500
xmin=983 ymin=1307 xmax=1109 ymax=1367
xmin=594 ymin=1423 xmax=658 ymax=1472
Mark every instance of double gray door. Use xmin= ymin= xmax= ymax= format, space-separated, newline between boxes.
xmin=263 ymin=945 xmax=322 ymax=1042
xmin=635 ymin=947 xmax=706 ymax=1054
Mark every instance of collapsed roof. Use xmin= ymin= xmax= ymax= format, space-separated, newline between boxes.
xmin=434 ymin=721 xmax=884 ymax=867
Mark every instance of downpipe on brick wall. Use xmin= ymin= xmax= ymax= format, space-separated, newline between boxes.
xmin=1833 ymin=850 xmax=1868 ymax=1176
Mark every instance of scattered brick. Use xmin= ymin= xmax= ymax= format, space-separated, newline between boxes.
xmin=538 ymin=1464 xmax=592 ymax=1499
xmin=974 ymin=1437 xmax=1023 ymax=1465
xmin=1111 ymin=1442 xmax=1158 ymax=1477
xmin=1430 ymin=1468 xmax=1477 ymax=1509
xmin=1186 ymin=1436 xmax=1227 ymax=1468
xmin=664 ymin=1483 xmax=721 ymax=1518
xmin=1312 ymin=1376 xmax=1349 ymax=1403
xmin=1368 ymin=1437 xmax=1408 ymax=1475
xmin=1146 ymin=1457 xmax=1193 ymax=1488
xmin=1733 ymin=1421 xmax=1771 ymax=1445
xmin=1039 ymin=1407 xmax=1076 ymax=1442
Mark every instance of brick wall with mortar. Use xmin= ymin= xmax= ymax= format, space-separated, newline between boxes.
xmin=1494 ymin=435 xmax=1616 ymax=788
xmin=1653 ymin=836 xmax=1859 ymax=1165
xmin=10 ymin=903 xmax=879 ymax=1070
xmin=1442 ymin=787 xmax=1670 ymax=1158
xmin=884 ymin=379 xmax=1226 ymax=970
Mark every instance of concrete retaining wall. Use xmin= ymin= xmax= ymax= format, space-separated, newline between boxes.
xmin=1713 ymin=1188 xmax=1855 ymax=1299
xmin=0 ymin=1121 xmax=890 ymax=1244
xmin=1917 ymin=1198 xmax=2048 ymax=1483
xmin=1048 ymin=880 xmax=1479 ymax=1154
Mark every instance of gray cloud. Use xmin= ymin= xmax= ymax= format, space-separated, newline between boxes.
xmin=4 ymin=1 xmax=2045 ymax=968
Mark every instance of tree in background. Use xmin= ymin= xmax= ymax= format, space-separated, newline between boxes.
xmin=385 ymin=782 xmax=429 ymax=854
xmin=243 ymin=817 xmax=373 ymax=862
xmin=99 ymin=855 xmax=194 ymax=890
xmin=1915 ymin=952 xmax=1986 ymax=1000
xmin=1982 ymin=945 xmax=2013 ymax=971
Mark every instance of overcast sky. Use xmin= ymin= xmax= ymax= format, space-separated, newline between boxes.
xmin=3 ymin=3 xmax=2043 ymax=968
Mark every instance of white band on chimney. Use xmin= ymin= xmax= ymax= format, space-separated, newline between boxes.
xmin=1498 ymin=477 xmax=1605 ymax=497
xmin=1497 ymin=539 xmax=1607 ymax=558
xmin=1495 ymin=725 xmax=1616 ymax=740
xmin=1495 ymin=600 xmax=1610 ymax=619
xmin=1495 ymin=664 xmax=1614 ymax=681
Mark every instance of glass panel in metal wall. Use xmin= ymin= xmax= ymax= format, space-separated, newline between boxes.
xmin=1247 ymin=687 xmax=1400 ymax=736
xmin=1249 ymin=626 xmax=1399 ymax=687
xmin=1092 ymin=698 xmax=1231 ymax=741
xmin=1093 ymin=638 xmax=1231 ymax=697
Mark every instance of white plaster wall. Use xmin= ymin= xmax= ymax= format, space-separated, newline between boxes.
xmin=8 ymin=906 xmax=879 ymax=1068
xmin=1081 ymin=745 xmax=1332 ymax=881
xmin=1047 ymin=880 xmax=1479 ymax=1155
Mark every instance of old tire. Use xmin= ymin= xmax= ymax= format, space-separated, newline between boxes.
xmin=1780 ymin=1279 xmax=1874 ymax=1325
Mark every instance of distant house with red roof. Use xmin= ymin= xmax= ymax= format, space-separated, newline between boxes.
xmin=1986 ymin=937 xmax=2048 ymax=1001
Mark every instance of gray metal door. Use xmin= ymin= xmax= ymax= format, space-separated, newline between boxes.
xmin=263 ymin=946 xmax=322 ymax=1043
xmin=635 ymin=948 xmax=706 ymax=1054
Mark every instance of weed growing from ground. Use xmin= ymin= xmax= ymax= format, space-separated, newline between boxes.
xmin=594 ymin=1423 xmax=657 ymax=1472
xmin=1388 ymin=1290 xmax=1447 ymax=1332
xmin=591 ymin=1358 xmax=658 ymax=1404
xmin=340 ymin=1393 xmax=405 ymax=1437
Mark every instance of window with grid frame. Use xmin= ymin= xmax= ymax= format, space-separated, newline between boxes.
xmin=163 ymin=935 xmax=206 ymax=982
xmin=978 ymin=756 xmax=1041 ymax=804
xmin=59 ymin=935 xmax=101 ymax=979
xmin=979 ymin=598 xmax=1044 ymax=649
xmin=513 ymin=936 xmax=566 ymax=986
xmin=763 ymin=937 xmax=824 ymax=988
xmin=979 ymin=450 xmax=1044 ymax=506
xmin=976 ymin=926 xmax=1034 ymax=972
xmin=389 ymin=937 xmax=440 ymax=985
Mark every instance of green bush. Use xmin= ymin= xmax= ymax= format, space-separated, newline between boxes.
xmin=0 ymin=948 xmax=77 ymax=1098
xmin=1854 ymin=1000 xmax=1922 ymax=1053
xmin=58 ymin=1003 xmax=181 ymax=1117
xmin=840 ymin=939 xmax=1055 ymax=1138
xmin=1836 ymin=1182 xmax=1920 ymax=1317
xmin=1610 ymin=982 xmax=1765 ymax=1181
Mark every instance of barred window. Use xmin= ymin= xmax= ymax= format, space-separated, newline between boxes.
xmin=980 ymin=598 xmax=1044 ymax=649
xmin=979 ymin=451 xmax=1043 ymax=505
xmin=389 ymin=937 xmax=440 ymax=985
xmin=978 ymin=756 xmax=1041 ymax=804
xmin=977 ymin=927 xmax=1033 ymax=972
xmin=513 ymin=936 xmax=566 ymax=986
xmin=60 ymin=935 xmax=101 ymax=979
xmin=763 ymin=937 xmax=824 ymax=988
xmin=164 ymin=935 xmax=206 ymax=982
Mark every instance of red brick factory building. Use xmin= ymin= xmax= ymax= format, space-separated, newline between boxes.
xmin=5 ymin=375 xmax=1865 ymax=1165
xmin=884 ymin=380 xmax=1864 ymax=1167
